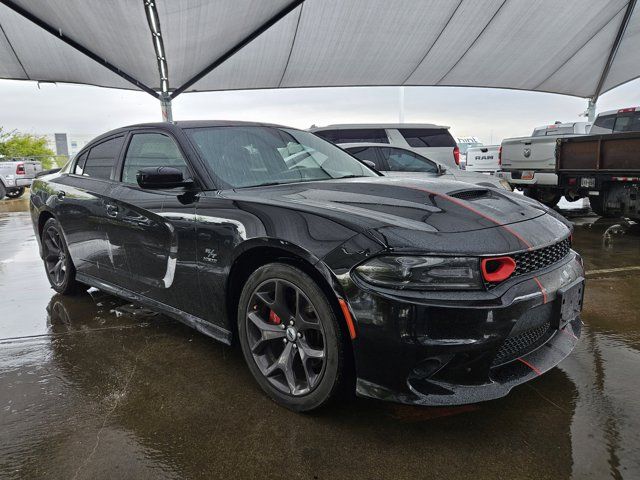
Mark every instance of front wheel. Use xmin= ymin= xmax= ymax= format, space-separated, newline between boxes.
xmin=238 ymin=263 xmax=346 ymax=411
xmin=5 ymin=187 xmax=25 ymax=199
xmin=41 ymin=218 xmax=87 ymax=295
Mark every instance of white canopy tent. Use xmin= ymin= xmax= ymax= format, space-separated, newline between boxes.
xmin=0 ymin=0 xmax=638 ymax=121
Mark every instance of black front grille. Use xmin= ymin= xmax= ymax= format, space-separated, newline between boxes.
xmin=513 ymin=238 xmax=571 ymax=276
xmin=485 ymin=238 xmax=571 ymax=289
xmin=449 ymin=189 xmax=491 ymax=201
xmin=492 ymin=321 xmax=551 ymax=367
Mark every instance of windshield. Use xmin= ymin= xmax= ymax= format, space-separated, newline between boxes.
xmin=185 ymin=126 xmax=377 ymax=188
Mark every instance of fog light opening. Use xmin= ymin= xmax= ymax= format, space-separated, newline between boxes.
xmin=481 ymin=257 xmax=516 ymax=283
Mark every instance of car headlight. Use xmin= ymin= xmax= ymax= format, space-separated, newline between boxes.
xmin=353 ymin=255 xmax=483 ymax=290
xmin=499 ymin=179 xmax=512 ymax=191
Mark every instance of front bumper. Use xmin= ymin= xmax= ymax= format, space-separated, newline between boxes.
xmin=497 ymin=171 xmax=558 ymax=187
xmin=343 ymin=251 xmax=584 ymax=406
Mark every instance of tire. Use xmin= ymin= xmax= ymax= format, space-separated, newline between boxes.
xmin=41 ymin=218 xmax=87 ymax=295
xmin=0 ymin=183 xmax=6 ymax=200
xmin=237 ymin=263 xmax=345 ymax=412
xmin=525 ymin=187 xmax=561 ymax=207
xmin=589 ymin=194 xmax=617 ymax=218
xmin=5 ymin=187 xmax=25 ymax=199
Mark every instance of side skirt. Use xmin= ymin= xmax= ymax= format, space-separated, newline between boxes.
xmin=76 ymin=272 xmax=232 ymax=345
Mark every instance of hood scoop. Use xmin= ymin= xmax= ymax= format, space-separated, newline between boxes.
xmin=449 ymin=189 xmax=492 ymax=201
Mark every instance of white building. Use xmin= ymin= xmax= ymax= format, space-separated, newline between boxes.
xmin=43 ymin=133 xmax=97 ymax=159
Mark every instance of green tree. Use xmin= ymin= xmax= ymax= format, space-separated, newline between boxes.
xmin=0 ymin=130 xmax=57 ymax=169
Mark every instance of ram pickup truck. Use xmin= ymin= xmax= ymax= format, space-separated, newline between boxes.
xmin=497 ymin=122 xmax=591 ymax=206
xmin=465 ymin=145 xmax=500 ymax=173
xmin=557 ymin=131 xmax=640 ymax=219
xmin=0 ymin=158 xmax=43 ymax=199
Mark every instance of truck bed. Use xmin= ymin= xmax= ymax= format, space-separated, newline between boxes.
xmin=556 ymin=131 xmax=640 ymax=172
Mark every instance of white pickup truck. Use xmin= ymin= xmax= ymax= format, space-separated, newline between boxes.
xmin=497 ymin=122 xmax=591 ymax=206
xmin=0 ymin=158 xmax=43 ymax=199
xmin=465 ymin=145 xmax=500 ymax=173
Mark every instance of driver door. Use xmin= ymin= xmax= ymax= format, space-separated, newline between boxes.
xmin=105 ymin=131 xmax=201 ymax=316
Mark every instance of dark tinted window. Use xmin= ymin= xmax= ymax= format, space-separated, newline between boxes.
xmin=122 ymin=133 xmax=189 ymax=184
xmin=73 ymin=151 xmax=88 ymax=175
xmin=82 ymin=136 xmax=124 ymax=179
xmin=613 ymin=112 xmax=640 ymax=132
xmin=314 ymin=128 xmax=388 ymax=144
xmin=593 ymin=114 xmax=615 ymax=131
xmin=380 ymin=147 xmax=438 ymax=173
xmin=399 ymin=128 xmax=456 ymax=147
xmin=346 ymin=146 xmax=385 ymax=170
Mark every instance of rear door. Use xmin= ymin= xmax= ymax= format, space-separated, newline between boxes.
xmin=51 ymin=135 xmax=125 ymax=279
xmin=106 ymin=130 xmax=200 ymax=316
xmin=395 ymin=128 xmax=457 ymax=168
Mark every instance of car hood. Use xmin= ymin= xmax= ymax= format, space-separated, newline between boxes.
xmin=227 ymin=177 xmax=546 ymax=236
xmin=383 ymin=170 xmax=502 ymax=187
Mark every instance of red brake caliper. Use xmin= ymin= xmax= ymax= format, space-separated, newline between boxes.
xmin=268 ymin=310 xmax=281 ymax=325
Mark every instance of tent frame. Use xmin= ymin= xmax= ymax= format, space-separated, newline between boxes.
xmin=0 ymin=0 xmax=637 ymax=121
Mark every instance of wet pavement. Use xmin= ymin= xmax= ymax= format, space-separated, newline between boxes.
xmin=1 ymin=196 xmax=639 ymax=480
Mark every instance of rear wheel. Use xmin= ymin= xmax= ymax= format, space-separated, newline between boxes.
xmin=41 ymin=218 xmax=87 ymax=295
xmin=237 ymin=263 xmax=345 ymax=411
xmin=0 ymin=183 xmax=6 ymax=200
xmin=6 ymin=187 xmax=25 ymax=199
xmin=525 ymin=187 xmax=561 ymax=207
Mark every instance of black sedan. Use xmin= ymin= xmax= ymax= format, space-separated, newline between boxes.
xmin=30 ymin=121 xmax=584 ymax=411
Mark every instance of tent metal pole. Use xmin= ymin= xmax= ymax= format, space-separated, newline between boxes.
xmin=592 ymin=0 xmax=637 ymax=102
xmin=587 ymin=98 xmax=597 ymax=123
xmin=160 ymin=93 xmax=173 ymax=122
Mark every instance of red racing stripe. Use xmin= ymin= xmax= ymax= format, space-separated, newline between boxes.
xmin=408 ymin=185 xmax=533 ymax=250
xmin=517 ymin=357 xmax=542 ymax=376
xmin=533 ymin=277 xmax=548 ymax=304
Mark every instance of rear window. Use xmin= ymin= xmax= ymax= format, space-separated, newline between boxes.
xmin=613 ymin=112 xmax=640 ymax=132
xmin=532 ymin=126 xmax=577 ymax=136
xmin=79 ymin=136 xmax=124 ymax=179
xmin=593 ymin=114 xmax=615 ymax=132
xmin=399 ymin=128 xmax=455 ymax=147
xmin=314 ymin=128 xmax=388 ymax=144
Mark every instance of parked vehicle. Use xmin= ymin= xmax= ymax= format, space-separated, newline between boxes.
xmin=589 ymin=106 xmax=640 ymax=134
xmin=30 ymin=121 xmax=583 ymax=411
xmin=498 ymin=122 xmax=591 ymax=206
xmin=341 ymin=143 xmax=511 ymax=190
xmin=465 ymin=145 xmax=501 ymax=173
xmin=0 ymin=158 xmax=42 ymax=199
xmin=310 ymin=123 xmax=461 ymax=169
xmin=557 ymin=131 xmax=640 ymax=219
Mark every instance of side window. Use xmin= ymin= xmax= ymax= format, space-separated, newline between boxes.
xmin=380 ymin=147 xmax=438 ymax=173
xmin=73 ymin=151 xmax=88 ymax=175
xmin=82 ymin=136 xmax=124 ymax=180
xmin=399 ymin=128 xmax=456 ymax=147
xmin=592 ymin=114 xmax=615 ymax=132
xmin=121 ymin=133 xmax=189 ymax=184
xmin=314 ymin=129 xmax=388 ymax=144
xmin=347 ymin=146 xmax=385 ymax=170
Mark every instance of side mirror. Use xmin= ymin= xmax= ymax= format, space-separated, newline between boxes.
xmin=437 ymin=164 xmax=447 ymax=175
xmin=362 ymin=160 xmax=376 ymax=169
xmin=136 ymin=166 xmax=193 ymax=189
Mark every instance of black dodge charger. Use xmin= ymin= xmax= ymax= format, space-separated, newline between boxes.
xmin=30 ymin=121 xmax=584 ymax=411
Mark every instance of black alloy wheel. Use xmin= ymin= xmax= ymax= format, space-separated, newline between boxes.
xmin=41 ymin=218 xmax=86 ymax=295
xmin=238 ymin=263 xmax=345 ymax=411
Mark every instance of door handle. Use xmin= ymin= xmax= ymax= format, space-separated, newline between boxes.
xmin=56 ymin=190 xmax=66 ymax=200
xmin=105 ymin=204 xmax=119 ymax=217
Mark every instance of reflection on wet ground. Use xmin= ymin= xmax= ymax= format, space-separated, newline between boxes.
xmin=1 ymin=197 xmax=639 ymax=479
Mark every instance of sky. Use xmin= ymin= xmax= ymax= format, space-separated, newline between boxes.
xmin=1 ymin=77 xmax=639 ymax=145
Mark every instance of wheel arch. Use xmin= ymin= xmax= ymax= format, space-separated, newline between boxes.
xmin=226 ymin=240 xmax=353 ymax=348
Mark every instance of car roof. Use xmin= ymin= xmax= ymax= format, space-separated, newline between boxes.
xmin=310 ymin=123 xmax=449 ymax=131
xmin=86 ymin=120 xmax=298 ymax=145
